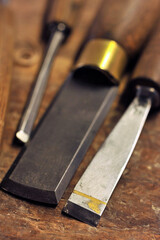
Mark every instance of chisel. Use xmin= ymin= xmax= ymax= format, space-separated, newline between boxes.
xmin=1 ymin=0 xmax=160 ymax=205
xmin=15 ymin=0 xmax=83 ymax=143
xmin=63 ymin=20 xmax=160 ymax=226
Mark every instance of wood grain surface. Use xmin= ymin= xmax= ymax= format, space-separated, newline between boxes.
xmin=46 ymin=0 xmax=86 ymax=27
xmin=0 ymin=5 xmax=14 ymax=149
xmin=0 ymin=0 xmax=160 ymax=239
xmin=88 ymin=0 xmax=160 ymax=57
xmin=131 ymin=20 xmax=160 ymax=91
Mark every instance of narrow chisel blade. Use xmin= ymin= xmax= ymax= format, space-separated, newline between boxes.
xmin=1 ymin=71 xmax=117 ymax=204
xmin=63 ymin=96 xmax=151 ymax=226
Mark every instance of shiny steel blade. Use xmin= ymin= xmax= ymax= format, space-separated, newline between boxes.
xmin=16 ymin=29 xmax=65 ymax=143
xmin=63 ymin=96 xmax=151 ymax=226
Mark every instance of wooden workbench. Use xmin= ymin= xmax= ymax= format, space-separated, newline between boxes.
xmin=0 ymin=0 xmax=160 ymax=239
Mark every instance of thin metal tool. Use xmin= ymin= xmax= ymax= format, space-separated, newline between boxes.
xmin=15 ymin=0 xmax=85 ymax=143
xmin=63 ymin=21 xmax=160 ymax=226
xmin=63 ymin=89 xmax=153 ymax=226
xmin=16 ymin=22 xmax=70 ymax=143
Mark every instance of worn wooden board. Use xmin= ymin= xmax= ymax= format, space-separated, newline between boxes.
xmin=0 ymin=0 xmax=160 ymax=239
xmin=0 ymin=5 xmax=14 ymax=149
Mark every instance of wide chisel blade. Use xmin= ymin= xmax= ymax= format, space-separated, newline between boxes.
xmin=1 ymin=71 xmax=117 ymax=204
xmin=63 ymin=95 xmax=151 ymax=226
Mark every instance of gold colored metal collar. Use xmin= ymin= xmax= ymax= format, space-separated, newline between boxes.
xmin=75 ymin=39 xmax=128 ymax=82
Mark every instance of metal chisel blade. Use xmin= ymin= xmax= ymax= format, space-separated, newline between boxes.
xmin=16 ymin=23 xmax=70 ymax=144
xmin=1 ymin=71 xmax=117 ymax=204
xmin=63 ymin=96 xmax=151 ymax=226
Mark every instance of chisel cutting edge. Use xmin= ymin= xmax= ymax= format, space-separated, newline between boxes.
xmin=63 ymin=20 xmax=160 ymax=226
xmin=1 ymin=0 xmax=160 ymax=205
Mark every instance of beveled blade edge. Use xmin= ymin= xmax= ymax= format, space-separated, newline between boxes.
xmin=1 ymin=178 xmax=58 ymax=205
xmin=63 ymin=96 xmax=151 ymax=225
xmin=1 ymin=82 xmax=118 ymax=204
xmin=63 ymin=200 xmax=100 ymax=227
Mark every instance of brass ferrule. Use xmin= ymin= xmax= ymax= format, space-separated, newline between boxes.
xmin=74 ymin=39 xmax=128 ymax=82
